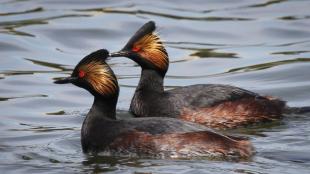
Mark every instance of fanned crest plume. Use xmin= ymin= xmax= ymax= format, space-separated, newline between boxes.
xmin=76 ymin=57 xmax=118 ymax=96
xmin=132 ymin=32 xmax=169 ymax=71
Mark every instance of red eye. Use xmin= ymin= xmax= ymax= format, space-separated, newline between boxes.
xmin=78 ymin=70 xmax=85 ymax=78
xmin=132 ymin=46 xmax=141 ymax=52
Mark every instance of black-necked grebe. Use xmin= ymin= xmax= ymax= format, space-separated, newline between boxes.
xmin=54 ymin=49 xmax=253 ymax=159
xmin=110 ymin=21 xmax=309 ymax=129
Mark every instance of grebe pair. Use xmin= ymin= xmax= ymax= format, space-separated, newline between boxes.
xmin=55 ymin=21 xmax=307 ymax=159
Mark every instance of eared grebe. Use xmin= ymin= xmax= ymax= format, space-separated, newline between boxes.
xmin=54 ymin=49 xmax=253 ymax=159
xmin=110 ymin=21 xmax=309 ymax=129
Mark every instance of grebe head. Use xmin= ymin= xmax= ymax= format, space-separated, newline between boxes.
xmin=55 ymin=49 xmax=118 ymax=98
xmin=110 ymin=21 xmax=168 ymax=77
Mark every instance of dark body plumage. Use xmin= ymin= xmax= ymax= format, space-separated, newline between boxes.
xmin=55 ymin=49 xmax=254 ymax=159
xmin=130 ymin=69 xmax=285 ymax=129
xmin=81 ymin=112 xmax=253 ymax=159
xmin=111 ymin=21 xmax=289 ymax=129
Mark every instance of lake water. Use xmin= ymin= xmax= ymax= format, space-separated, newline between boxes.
xmin=1 ymin=0 xmax=310 ymax=173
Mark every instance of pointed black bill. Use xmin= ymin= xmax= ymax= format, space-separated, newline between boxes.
xmin=109 ymin=50 xmax=131 ymax=57
xmin=54 ymin=76 xmax=78 ymax=84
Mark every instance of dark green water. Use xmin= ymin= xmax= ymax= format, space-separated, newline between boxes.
xmin=1 ymin=0 xmax=310 ymax=173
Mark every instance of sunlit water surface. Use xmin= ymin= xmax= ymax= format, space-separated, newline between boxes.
xmin=1 ymin=0 xmax=310 ymax=173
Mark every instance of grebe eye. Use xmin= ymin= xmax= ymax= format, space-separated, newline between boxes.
xmin=78 ymin=70 xmax=85 ymax=78
xmin=132 ymin=46 xmax=141 ymax=52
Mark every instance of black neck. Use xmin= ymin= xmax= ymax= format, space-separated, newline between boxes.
xmin=89 ymin=96 xmax=118 ymax=120
xmin=136 ymin=69 xmax=164 ymax=93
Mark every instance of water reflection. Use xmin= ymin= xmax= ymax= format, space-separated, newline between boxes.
xmin=0 ymin=94 xmax=47 ymax=102
xmin=0 ymin=13 xmax=91 ymax=37
xmin=228 ymin=58 xmax=310 ymax=73
xmin=45 ymin=110 xmax=65 ymax=115
xmin=81 ymin=156 xmax=133 ymax=173
xmin=176 ymin=47 xmax=238 ymax=58
xmin=0 ymin=7 xmax=43 ymax=16
xmin=9 ymin=122 xmax=76 ymax=132
xmin=279 ymin=15 xmax=310 ymax=20
xmin=25 ymin=58 xmax=70 ymax=71
xmin=0 ymin=14 xmax=91 ymax=28
xmin=248 ymin=0 xmax=288 ymax=8
xmin=272 ymin=51 xmax=309 ymax=55
xmin=77 ymin=7 xmax=253 ymax=21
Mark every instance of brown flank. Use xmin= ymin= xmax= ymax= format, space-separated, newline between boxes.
xmin=108 ymin=130 xmax=253 ymax=159
xmin=180 ymin=97 xmax=285 ymax=129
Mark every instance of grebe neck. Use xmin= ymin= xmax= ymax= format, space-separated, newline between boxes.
xmin=89 ymin=96 xmax=117 ymax=120
xmin=137 ymin=69 xmax=164 ymax=93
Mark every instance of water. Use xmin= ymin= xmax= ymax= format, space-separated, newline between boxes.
xmin=1 ymin=0 xmax=310 ymax=173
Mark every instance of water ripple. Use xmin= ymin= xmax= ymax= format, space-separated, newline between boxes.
xmin=77 ymin=7 xmax=253 ymax=21
xmin=1 ymin=0 xmax=310 ymax=173
xmin=0 ymin=7 xmax=43 ymax=16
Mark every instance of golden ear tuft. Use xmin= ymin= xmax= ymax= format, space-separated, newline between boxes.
xmin=78 ymin=60 xmax=117 ymax=95
xmin=132 ymin=32 xmax=168 ymax=71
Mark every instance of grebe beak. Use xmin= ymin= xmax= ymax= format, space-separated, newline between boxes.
xmin=54 ymin=76 xmax=78 ymax=84
xmin=110 ymin=50 xmax=130 ymax=57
